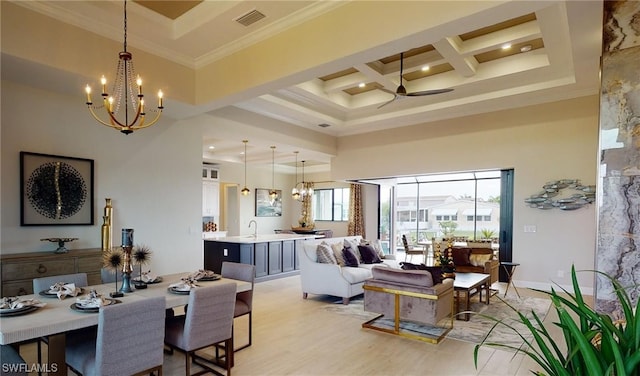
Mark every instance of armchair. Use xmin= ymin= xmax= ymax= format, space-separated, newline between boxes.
xmin=362 ymin=266 xmax=454 ymax=343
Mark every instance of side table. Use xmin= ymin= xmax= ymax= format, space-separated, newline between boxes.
xmin=501 ymin=261 xmax=521 ymax=298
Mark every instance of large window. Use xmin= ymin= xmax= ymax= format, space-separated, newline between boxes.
xmin=391 ymin=171 xmax=503 ymax=250
xmin=313 ymin=188 xmax=349 ymax=221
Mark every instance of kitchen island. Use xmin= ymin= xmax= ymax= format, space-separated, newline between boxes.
xmin=204 ymin=234 xmax=319 ymax=281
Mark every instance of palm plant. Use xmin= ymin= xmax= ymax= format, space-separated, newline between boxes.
xmin=473 ymin=265 xmax=639 ymax=375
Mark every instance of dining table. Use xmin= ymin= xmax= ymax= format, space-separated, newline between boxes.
xmin=0 ymin=271 xmax=252 ymax=376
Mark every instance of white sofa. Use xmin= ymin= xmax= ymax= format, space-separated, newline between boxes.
xmin=299 ymin=236 xmax=400 ymax=304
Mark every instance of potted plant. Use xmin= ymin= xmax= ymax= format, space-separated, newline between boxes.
xmin=437 ymin=248 xmax=456 ymax=278
xmin=473 ymin=265 xmax=639 ymax=375
xmin=480 ymin=228 xmax=496 ymax=240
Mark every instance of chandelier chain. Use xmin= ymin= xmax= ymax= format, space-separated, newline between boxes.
xmin=123 ymin=0 xmax=127 ymax=52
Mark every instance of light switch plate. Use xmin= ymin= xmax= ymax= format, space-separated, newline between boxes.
xmin=524 ymin=225 xmax=537 ymax=233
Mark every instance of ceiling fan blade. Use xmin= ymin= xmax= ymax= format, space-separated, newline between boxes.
xmin=377 ymin=95 xmax=397 ymax=109
xmin=406 ymin=88 xmax=454 ymax=96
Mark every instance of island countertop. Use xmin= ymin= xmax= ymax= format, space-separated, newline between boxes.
xmin=204 ymin=233 xmax=319 ymax=244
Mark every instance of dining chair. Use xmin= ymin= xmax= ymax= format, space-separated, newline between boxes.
xmin=32 ymin=272 xmax=89 ymax=375
xmin=402 ymin=234 xmax=425 ymax=263
xmin=65 ymin=296 xmax=166 ymax=376
xmin=221 ymin=261 xmax=255 ymax=352
xmin=164 ymin=283 xmax=237 ymax=376
xmin=1 ymin=344 xmax=27 ymax=376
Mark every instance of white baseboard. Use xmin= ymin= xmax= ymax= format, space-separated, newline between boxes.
xmin=511 ymin=279 xmax=594 ymax=297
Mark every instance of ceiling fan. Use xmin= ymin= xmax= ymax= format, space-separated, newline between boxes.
xmin=378 ymin=52 xmax=453 ymax=109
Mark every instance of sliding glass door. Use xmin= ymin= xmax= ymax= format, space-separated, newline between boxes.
xmin=381 ymin=171 xmax=507 ymax=253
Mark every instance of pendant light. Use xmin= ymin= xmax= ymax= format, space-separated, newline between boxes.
xmin=269 ymin=146 xmax=278 ymax=201
xmin=241 ymin=140 xmax=250 ymax=196
xmin=294 ymin=160 xmax=314 ymax=201
xmin=291 ymin=151 xmax=300 ymax=200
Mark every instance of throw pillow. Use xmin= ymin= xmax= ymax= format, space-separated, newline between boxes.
xmin=361 ymin=239 xmax=385 ymax=259
xmin=358 ymin=244 xmax=383 ymax=264
xmin=330 ymin=242 xmax=346 ymax=266
xmin=451 ymin=248 xmax=471 ymax=266
xmin=344 ymin=238 xmax=362 ymax=261
xmin=400 ymin=262 xmax=445 ymax=284
xmin=342 ymin=247 xmax=360 ymax=267
xmin=469 ymin=254 xmax=492 ymax=267
xmin=316 ymin=243 xmax=337 ymax=264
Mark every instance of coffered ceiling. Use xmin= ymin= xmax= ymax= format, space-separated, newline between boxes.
xmin=3 ymin=1 xmax=603 ymax=171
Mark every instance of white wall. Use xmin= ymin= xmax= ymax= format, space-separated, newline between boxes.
xmin=331 ymin=96 xmax=600 ymax=293
xmin=1 ymin=81 xmax=203 ymax=276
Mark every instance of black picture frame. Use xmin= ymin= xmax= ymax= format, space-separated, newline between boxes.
xmin=20 ymin=151 xmax=94 ymax=226
xmin=255 ymin=188 xmax=282 ymax=217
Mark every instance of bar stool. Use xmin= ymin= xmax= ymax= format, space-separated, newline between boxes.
xmin=501 ymin=261 xmax=521 ymax=298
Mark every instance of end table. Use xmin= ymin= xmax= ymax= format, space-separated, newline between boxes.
xmin=501 ymin=261 xmax=521 ymax=298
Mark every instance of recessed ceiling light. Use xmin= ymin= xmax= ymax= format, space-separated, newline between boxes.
xmin=421 ymin=66 xmax=430 ymax=71
xmin=358 ymin=83 xmax=365 ymax=88
xmin=520 ymin=45 xmax=532 ymax=52
xmin=208 ymin=146 xmax=215 ymax=150
xmin=502 ymin=43 xmax=512 ymax=50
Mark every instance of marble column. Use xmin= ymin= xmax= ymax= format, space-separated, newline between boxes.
xmin=597 ymin=1 xmax=640 ymax=313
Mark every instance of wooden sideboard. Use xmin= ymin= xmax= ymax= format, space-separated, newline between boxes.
xmin=0 ymin=248 xmax=102 ymax=297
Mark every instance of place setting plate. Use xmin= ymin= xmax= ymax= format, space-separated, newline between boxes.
xmin=0 ymin=305 xmax=40 ymax=317
xmin=196 ymin=275 xmax=221 ymax=282
xmin=70 ymin=298 xmax=121 ymax=313
xmin=133 ymin=276 xmax=163 ymax=284
xmin=39 ymin=287 xmax=85 ymax=298
xmin=167 ymin=287 xmax=193 ymax=295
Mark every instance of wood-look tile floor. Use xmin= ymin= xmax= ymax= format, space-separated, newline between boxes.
xmin=17 ymin=273 xmax=577 ymax=375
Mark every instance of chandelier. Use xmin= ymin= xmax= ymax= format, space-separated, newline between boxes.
xmin=293 ymin=159 xmax=314 ymax=201
xmin=84 ymin=0 xmax=164 ymax=135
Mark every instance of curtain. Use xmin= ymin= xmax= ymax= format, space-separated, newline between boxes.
xmin=300 ymin=182 xmax=314 ymax=228
xmin=348 ymin=183 xmax=365 ymax=237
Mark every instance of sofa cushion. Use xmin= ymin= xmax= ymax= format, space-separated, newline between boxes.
xmin=400 ymin=262 xmax=444 ymax=284
xmin=358 ymin=244 xmax=383 ymax=264
xmin=340 ymin=266 xmax=371 ymax=284
xmin=372 ymin=266 xmax=434 ymax=287
xmin=316 ymin=242 xmax=337 ymax=264
xmin=342 ymin=247 xmax=360 ymax=267
xmin=451 ymin=247 xmax=472 ymax=266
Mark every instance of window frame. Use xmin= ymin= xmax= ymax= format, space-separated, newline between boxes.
xmin=313 ymin=187 xmax=350 ymax=222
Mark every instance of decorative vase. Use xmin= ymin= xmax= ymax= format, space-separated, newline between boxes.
xmin=102 ymin=198 xmax=113 ymax=251
xmin=101 ymin=216 xmax=110 ymax=251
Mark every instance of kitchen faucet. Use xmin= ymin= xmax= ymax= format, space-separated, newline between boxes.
xmin=248 ymin=220 xmax=257 ymax=237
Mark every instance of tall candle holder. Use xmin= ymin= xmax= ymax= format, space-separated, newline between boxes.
xmin=120 ymin=228 xmax=134 ymax=293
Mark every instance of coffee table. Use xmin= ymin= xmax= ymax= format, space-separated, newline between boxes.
xmin=453 ymin=272 xmax=490 ymax=321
